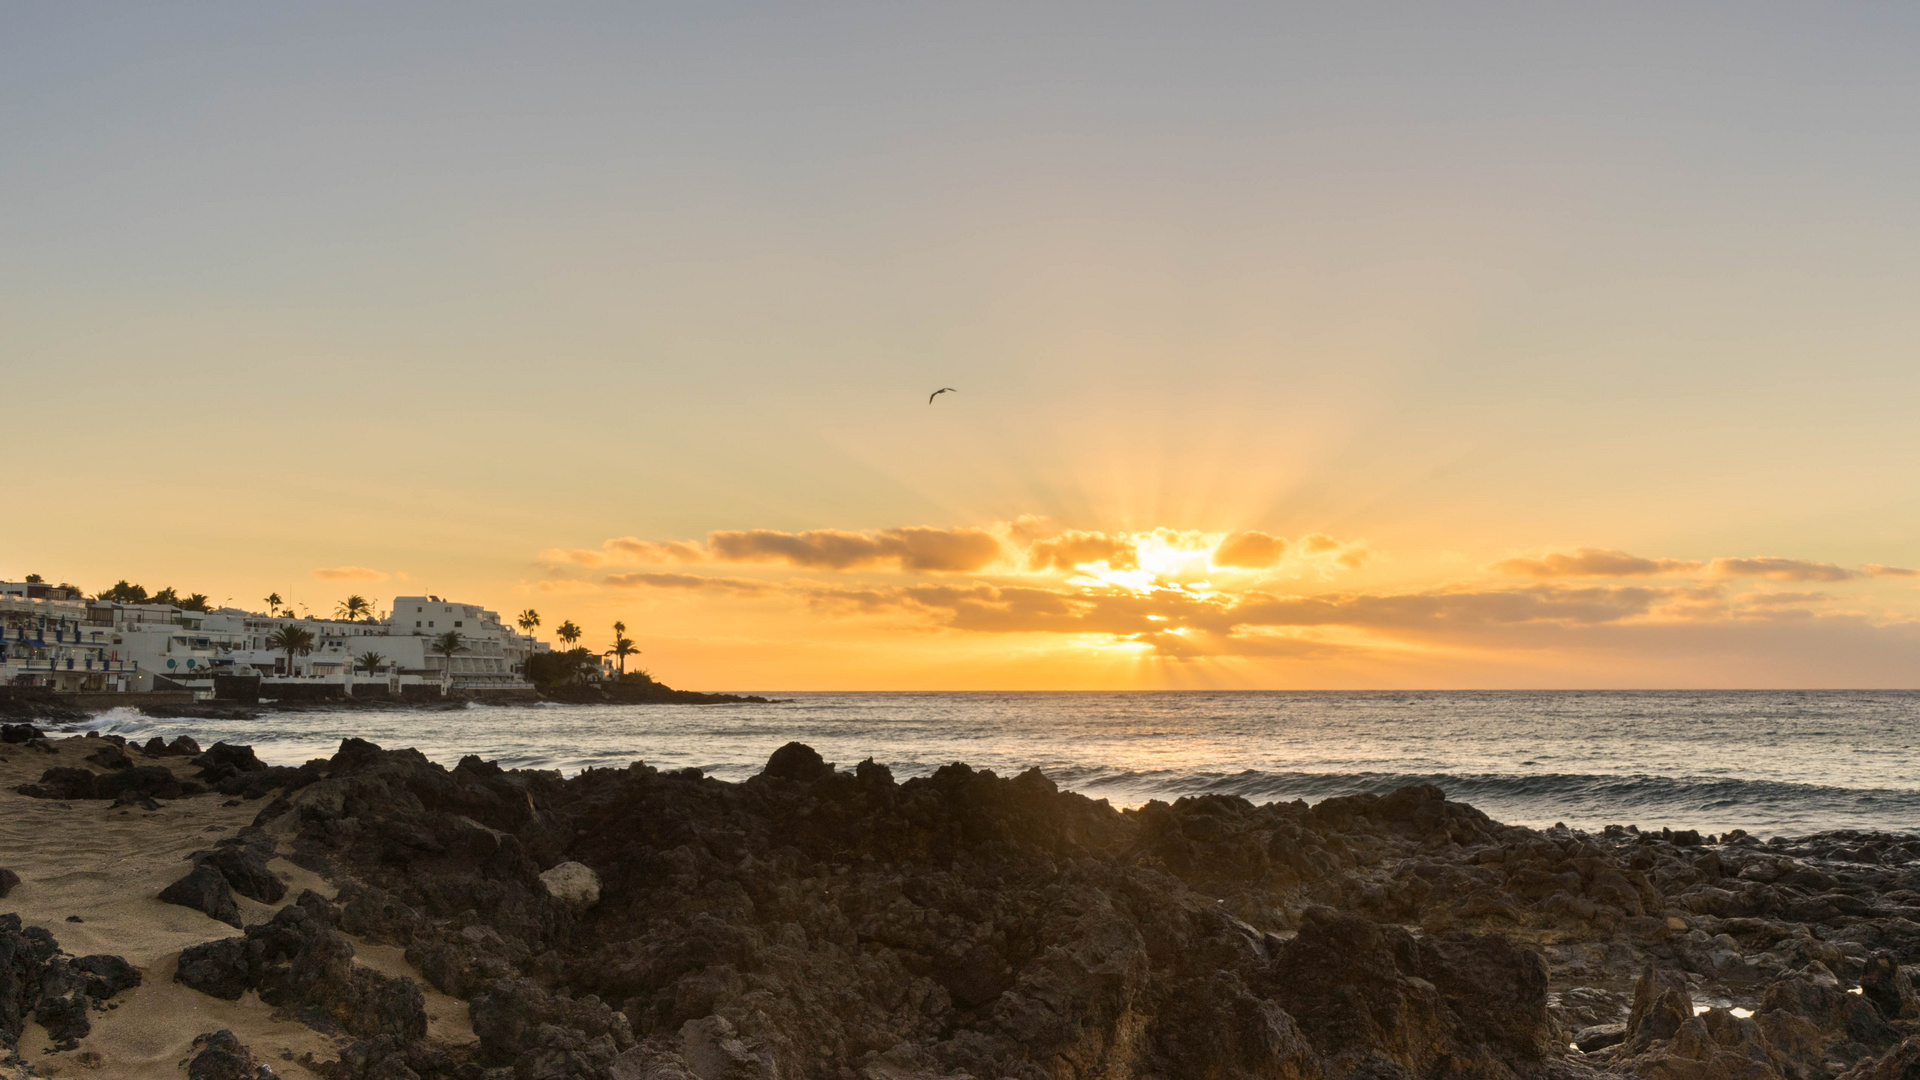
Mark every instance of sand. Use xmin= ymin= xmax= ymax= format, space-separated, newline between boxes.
xmin=0 ymin=736 xmax=475 ymax=1079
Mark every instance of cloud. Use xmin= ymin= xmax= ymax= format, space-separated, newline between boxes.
xmin=707 ymin=527 xmax=1003 ymax=572
xmin=541 ymin=538 xmax=704 ymax=568
xmin=1867 ymin=564 xmax=1919 ymax=578
xmin=1709 ymin=557 xmax=1857 ymax=582
xmin=532 ymin=579 xmax=601 ymax=595
xmin=603 ymin=572 xmax=771 ymax=594
xmin=1493 ymin=549 xmax=1702 ymax=578
xmin=1212 ymin=531 xmax=1287 ymax=569
xmin=312 ymin=566 xmax=389 ymax=582
xmin=1735 ymin=591 xmax=1829 ymax=607
xmin=1025 ymin=530 xmax=1139 ymax=572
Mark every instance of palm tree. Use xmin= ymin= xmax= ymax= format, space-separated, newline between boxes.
xmin=605 ymin=634 xmax=640 ymax=677
xmin=355 ymin=650 xmax=386 ymax=674
xmin=556 ymin=620 xmax=581 ymax=648
xmin=336 ymin=595 xmax=372 ymax=622
xmin=515 ymin=609 xmax=541 ymax=675
xmin=430 ymin=630 xmax=467 ymax=685
xmin=266 ymin=625 xmax=316 ymax=677
xmin=264 ymin=592 xmax=283 ymax=616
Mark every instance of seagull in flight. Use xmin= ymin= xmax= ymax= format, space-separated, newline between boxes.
xmin=929 ymin=387 xmax=957 ymax=404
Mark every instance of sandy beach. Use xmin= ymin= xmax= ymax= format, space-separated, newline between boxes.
xmin=0 ymin=733 xmax=472 ymax=1080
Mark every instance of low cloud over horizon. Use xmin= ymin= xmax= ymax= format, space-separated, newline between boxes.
xmin=523 ymin=523 xmax=1920 ymax=681
xmin=312 ymin=566 xmax=390 ymax=582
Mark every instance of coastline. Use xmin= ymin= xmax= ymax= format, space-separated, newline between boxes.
xmin=6 ymin=723 xmax=1920 ymax=1078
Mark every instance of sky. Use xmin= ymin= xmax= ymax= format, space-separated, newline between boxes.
xmin=6 ymin=3 xmax=1920 ymax=688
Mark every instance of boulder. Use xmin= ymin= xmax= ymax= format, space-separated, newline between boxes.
xmin=70 ymin=954 xmax=140 ymax=1000
xmin=0 ymin=868 xmax=18 ymax=899
xmin=758 ymin=741 xmax=833 ymax=783
xmin=199 ymin=843 xmax=287 ymax=905
xmin=186 ymin=1029 xmax=259 ymax=1080
xmin=175 ymin=937 xmax=251 ymax=1001
xmin=539 ymin=861 xmax=601 ymax=908
xmin=158 ymin=863 xmax=242 ymax=928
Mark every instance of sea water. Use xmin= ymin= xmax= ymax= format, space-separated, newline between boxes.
xmin=58 ymin=690 xmax=1920 ymax=836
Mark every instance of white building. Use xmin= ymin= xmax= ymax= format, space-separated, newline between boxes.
xmin=0 ymin=593 xmax=138 ymax=691
xmin=3 ymin=583 xmax=547 ymax=695
xmin=381 ymin=596 xmax=544 ymax=689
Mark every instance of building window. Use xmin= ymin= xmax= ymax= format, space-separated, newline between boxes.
xmin=454 ymin=621 xmax=462 ymax=628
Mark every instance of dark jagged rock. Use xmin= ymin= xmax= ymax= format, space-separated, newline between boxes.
xmin=0 ymin=915 xmax=61 ymax=1051
xmin=84 ymin=744 xmax=132 ymax=770
xmin=31 ymin=988 xmax=89 ymax=1047
xmin=174 ymin=890 xmax=428 ymax=1043
xmin=121 ymin=734 xmax=1920 ymax=1079
xmin=1 ymin=723 xmax=45 ymax=743
xmin=1864 ymin=950 xmax=1920 ymax=1022
xmin=192 ymin=741 xmax=267 ymax=785
xmin=186 ymin=1029 xmax=258 ymax=1080
xmin=158 ymin=863 xmax=242 ymax=927
xmin=16 ymin=762 xmax=208 ymax=801
xmin=69 ymin=954 xmax=140 ymax=1000
xmin=197 ymin=839 xmax=288 ymax=904
xmin=0 ymin=868 xmax=18 ymax=899
xmin=0 ymin=916 xmax=137 ymax=1054
xmin=756 ymin=741 xmax=832 ymax=783
xmin=175 ymin=937 xmax=251 ymax=1000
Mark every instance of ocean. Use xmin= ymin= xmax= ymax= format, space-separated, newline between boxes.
xmin=62 ymin=689 xmax=1920 ymax=837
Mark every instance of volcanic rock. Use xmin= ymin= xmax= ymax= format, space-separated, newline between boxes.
xmin=186 ymin=1029 xmax=259 ymax=1080
xmin=158 ymin=862 xmax=243 ymax=928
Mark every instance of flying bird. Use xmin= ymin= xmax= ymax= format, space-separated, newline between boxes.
xmin=929 ymin=387 xmax=957 ymax=404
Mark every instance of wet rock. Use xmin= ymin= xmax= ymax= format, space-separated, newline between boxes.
xmin=159 ymin=863 xmax=243 ymax=927
xmin=187 ymin=1029 xmax=259 ymax=1080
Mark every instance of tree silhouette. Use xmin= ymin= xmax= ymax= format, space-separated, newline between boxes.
xmin=605 ymin=634 xmax=640 ymax=676
xmin=431 ymin=630 xmax=468 ymax=685
xmin=267 ymin=625 xmax=316 ymax=677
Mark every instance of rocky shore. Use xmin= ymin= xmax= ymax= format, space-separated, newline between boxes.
xmin=6 ymin=725 xmax=1920 ymax=1079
